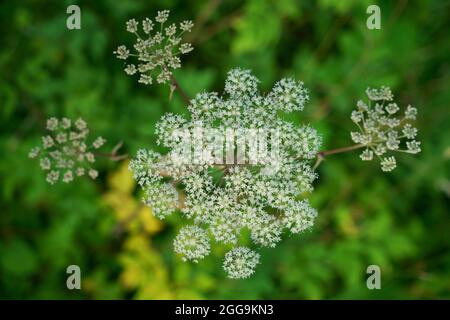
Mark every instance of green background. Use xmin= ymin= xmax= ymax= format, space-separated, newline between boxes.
xmin=0 ymin=0 xmax=449 ymax=299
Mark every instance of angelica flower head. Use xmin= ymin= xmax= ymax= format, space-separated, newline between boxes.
xmin=173 ymin=225 xmax=210 ymax=263
xmin=350 ymin=87 xmax=421 ymax=172
xmin=223 ymin=247 xmax=260 ymax=279
xmin=29 ymin=117 xmax=105 ymax=184
xmin=129 ymin=68 xmax=321 ymax=278
xmin=114 ymin=11 xmax=194 ymax=88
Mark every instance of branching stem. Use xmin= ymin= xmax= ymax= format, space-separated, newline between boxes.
xmin=313 ymin=143 xmax=365 ymax=170
xmin=94 ymin=141 xmax=129 ymax=161
xmin=169 ymin=73 xmax=191 ymax=106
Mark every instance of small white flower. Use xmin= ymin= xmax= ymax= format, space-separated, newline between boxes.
xmin=124 ymin=64 xmax=137 ymax=75
xmin=63 ymin=170 xmax=73 ymax=183
xmin=29 ymin=147 xmax=40 ymax=159
xmin=180 ymin=20 xmax=193 ymax=32
xmin=61 ymin=118 xmax=71 ymax=129
xmin=75 ymin=118 xmax=87 ymax=130
xmin=366 ymin=86 xmax=393 ymax=101
xmin=76 ymin=167 xmax=85 ymax=176
xmin=56 ymin=132 xmax=67 ymax=144
xmin=85 ymin=152 xmax=95 ymax=163
xmin=42 ymin=136 xmax=54 ymax=149
xmin=405 ymin=105 xmax=417 ymax=120
xmin=223 ymin=247 xmax=260 ymax=279
xmin=138 ymin=74 xmax=152 ymax=85
xmin=165 ymin=23 xmax=176 ymax=37
xmin=351 ymin=110 xmax=363 ymax=123
xmin=381 ymin=156 xmax=396 ymax=172
xmin=46 ymin=171 xmax=59 ymax=184
xmin=406 ymin=140 xmax=421 ymax=154
xmin=143 ymin=182 xmax=179 ymax=219
xmin=250 ymin=214 xmax=282 ymax=248
xmin=402 ymin=124 xmax=417 ymax=139
xmin=40 ymin=157 xmax=51 ymax=170
xmin=350 ymin=87 xmax=420 ymax=171
xmin=385 ymin=103 xmax=399 ymax=115
xmin=126 ymin=19 xmax=138 ymax=33
xmin=93 ymin=137 xmax=106 ymax=149
xmin=180 ymin=43 xmax=193 ymax=54
xmin=155 ymin=10 xmax=170 ymax=23
xmin=46 ymin=117 xmax=58 ymax=131
xmin=88 ymin=169 xmax=98 ymax=179
xmin=360 ymin=149 xmax=373 ymax=161
xmin=115 ymin=11 xmax=193 ymax=89
xmin=173 ymin=226 xmax=210 ymax=262
xmin=113 ymin=45 xmax=129 ymax=60
xmin=142 ymin=18 xmax=154 ymax=34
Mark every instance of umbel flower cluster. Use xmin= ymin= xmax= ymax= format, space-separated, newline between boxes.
xmin=129 ymin=68 xmax=321 ymax=278
xmin=114 ymin=10 xmax=194 ymax=87
xmin=29 ymin=118 xmax=106 ymax=184
xmin=350 ymin=86 xmax=421 ymax=172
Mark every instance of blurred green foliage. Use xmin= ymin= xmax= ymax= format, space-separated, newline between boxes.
xmin=0 ymin=0 xmax=449 ymax=299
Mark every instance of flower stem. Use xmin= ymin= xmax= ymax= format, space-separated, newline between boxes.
xmin=169 ymin=73 xmax=191 ymax=106
xmin=94 ymin=141 xmax=129 ymax=161
xmin=313 ymin=143 xmax=365 ymax=170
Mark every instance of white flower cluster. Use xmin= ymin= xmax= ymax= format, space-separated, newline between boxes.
xmin=350 ymin=86 xmax=421 ymax=172
xmin=223 ymin=247 xmax=260 ymax=279
xmin=173 ymin=225 xmax=210 ymax=263
xmin=114 ymin=10 xmax=193 ymax=86
xmin=29 ymin=117 xmax=105 ymax=184
xmin=129 ymin=68 xmax=321 ymax=278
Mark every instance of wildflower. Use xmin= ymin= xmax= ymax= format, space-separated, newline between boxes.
xmin=155 ymin=10 xmax=170 ymax=23
xmin=405 ymin=105 xmax=417 ymax=120
xmin=223 ymin=247 xmax=260 ymax=279
xmin=142 ymin=182 xmax=179 ymax=219
xmin=360 ymin=149 xmax=373 ymax=161
xmin=29 ymin=117 xmax=105 ymax=184
xmin=46 ymin=171 xmax=59 ymax=185
xmin=381 ymin=156 xmax=396 ymax=172
xmin=282 ymin=200 xmax=318 ymax=234
xmin=142 ymin=18 xmax=154 ymax=34
xmin=75 ymin=118 xmax=87 ymax=130
xmin=115 ymin=10 xmax=194 ymax=87
xmin=63 ymin=170 xmax=73 ymax=183
xmin=29 ymin=147 xmax=40 ymax=159
xmin=126 ymin=18 xmax=138 ymax=33
xmin=93 ymin=137 xmax=106 ymax=149
xmin=46 ymin=117 xmax=58 ymax=131
xmin=61 ymin=118 xmax=71 ymax=129
xmin=406 ymin=140 xmax=421 ymax=154
xmin=88 ymin=169 xmax=98 ymax=179
xmin=351 ymin=86 xmax=421 ymax=172
xmin=76 ymin=167 xmax=85 ymax=176
xmin=129 ymin=68 xmax=320 ymax=278
xmin=180 ymin=43 xmax=193 ymax=54
xmin=366 ymin=86 xmax=393 ymax=101
xmin=42 ymin=136 xmax=54 ymax=149
xmin=124 ymin=64 xmax=137 ymax=75
xmin=402 ymin=124 xmax=418 ymax=139
xmin=40 ymin=157 xmax=51 ymax=170
xmin=173 ymin=226 xmax=210 ymax=262
xmin=113 ymin=45 xmax=129 ymax=60
xmin=250 ymin=214 xmax=282 ymax=248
